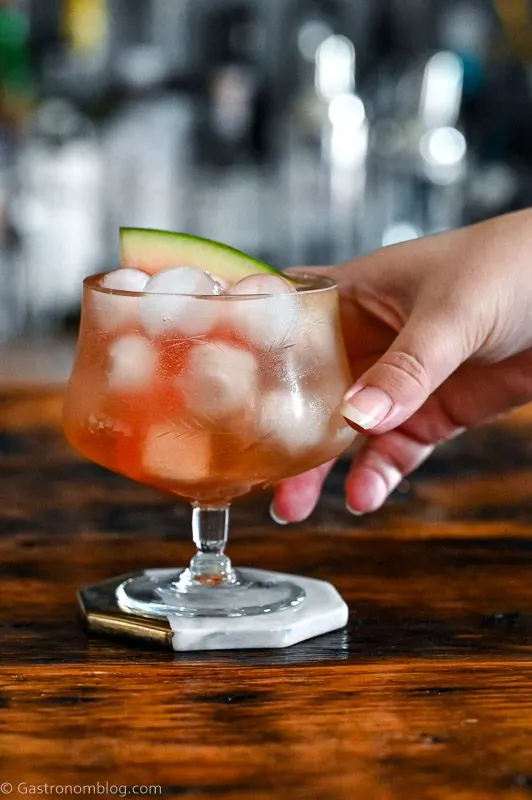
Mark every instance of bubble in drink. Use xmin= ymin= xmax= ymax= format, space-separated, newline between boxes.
xmin=107 ymin=334 xmax=156 ymax=391
xmin=94 ymin=269 xmax=150 ymax=330
xmin=228 ymin=274 xmax=299 ymax=348
xmin=143 ymin=423 xmax=211 ymax=484
xmin=140 ymin=267 xmax=220 ymax=336
xmin=259 ymin=389 xmax=329 ymax=454
xmin=179 ymin=342 xmax=258 ymax=420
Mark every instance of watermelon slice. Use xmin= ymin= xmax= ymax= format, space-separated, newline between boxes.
xmin=120 ymin=227 xmax=285 ymax=281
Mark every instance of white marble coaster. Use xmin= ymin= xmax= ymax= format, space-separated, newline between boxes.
xmin=144 ymin=568 xmax=348 ymax=651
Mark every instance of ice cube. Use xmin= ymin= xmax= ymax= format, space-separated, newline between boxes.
xmin=227 ymin=274 xmax=299 ymax=348
xmin=140 ymin=267 xmax=220 ymax=336
xmin=107 ymin=334 xmax=156 ymax=391
xmin=93 ymin=268 xmax=150 ymax=331
xmin=308 ymin=407 xmax=356 ymax=465
xmin=179 ymin=342 xmax=258 ymax=420
xmin=102 ymin=268 xmax=150 ymax=292
xmin=143 ymin=423 xmax=211 ymax=484
xmin=259 ymin=389 xmax=329 ymax=454
xmin=295 ymin=300 xmax=338 ymax=366
xmin=229 ymin=274 xmax=295 ymax=293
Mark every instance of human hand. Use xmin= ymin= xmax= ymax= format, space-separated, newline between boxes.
xmin=272 ymin=209 xmax=532 ymax=521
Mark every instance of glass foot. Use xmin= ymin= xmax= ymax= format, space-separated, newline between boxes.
xmin=116 ymin=568 xmax=306 ymax=619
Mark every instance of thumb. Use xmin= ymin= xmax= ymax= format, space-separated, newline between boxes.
xmin=341 ymin=309 xmax=469 ymax=433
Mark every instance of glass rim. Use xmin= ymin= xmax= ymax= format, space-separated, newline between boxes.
xmin=83 ymin=271 xmax=337 ymax=299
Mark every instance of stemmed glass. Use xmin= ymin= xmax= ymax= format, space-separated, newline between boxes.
xmin=63 ymin=272 xmax=354 ymax=620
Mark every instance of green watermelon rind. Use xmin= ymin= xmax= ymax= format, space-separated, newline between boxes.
xmin=119 ymin=227 xmax=285 ymax=280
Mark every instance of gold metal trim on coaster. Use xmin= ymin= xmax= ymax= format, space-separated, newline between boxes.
xmin=77 ymin=572 xmax=174 ymax=649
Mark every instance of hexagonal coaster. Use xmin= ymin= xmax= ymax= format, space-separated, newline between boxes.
xmin=78 ymin=569 xmax=348 ymax=651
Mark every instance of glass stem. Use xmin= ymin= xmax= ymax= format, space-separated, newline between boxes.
xmin=186 ymin=505 xmax=238 ymax=587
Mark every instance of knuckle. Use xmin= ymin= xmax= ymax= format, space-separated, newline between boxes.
xmin=364 ymin=453 xmax=403 ymax=494
xmin=378 ymin=349 xmax=432 ymax=395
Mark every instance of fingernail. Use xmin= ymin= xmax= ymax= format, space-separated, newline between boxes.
xmin=270 ymin=502 xmax=289 ymax=526
xmin=341 ymin=387 xmax=393 ymax=430
xmin=346 ymin=502 xmax=364 ymax=517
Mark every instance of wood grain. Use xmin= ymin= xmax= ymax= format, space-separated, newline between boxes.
xmin=1 ymin=387 xmax=532 ymax=799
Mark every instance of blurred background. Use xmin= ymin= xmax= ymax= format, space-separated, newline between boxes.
xmin=0 ymin=0 xmax=531 ymax=359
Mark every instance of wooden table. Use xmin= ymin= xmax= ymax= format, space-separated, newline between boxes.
xmin=2 ymin=385 xmax=532 ymax=799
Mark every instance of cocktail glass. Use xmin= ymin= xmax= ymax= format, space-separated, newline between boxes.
xmin=63 ymin=273 xmax=354 ymax=622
